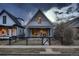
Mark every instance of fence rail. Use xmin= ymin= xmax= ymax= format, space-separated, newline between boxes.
xmin=8 ymin=36 xmax=54 ymax=45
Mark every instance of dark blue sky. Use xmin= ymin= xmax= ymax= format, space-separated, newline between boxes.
xmin=0 ymin=3 xmax=72 ymax=22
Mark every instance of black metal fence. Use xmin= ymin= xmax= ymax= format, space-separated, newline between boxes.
xmin=8 ymin=36 xmax=54 ymax=45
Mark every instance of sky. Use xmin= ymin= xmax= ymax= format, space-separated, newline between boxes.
xmin=0 ymin=3 xmax=78 ymax=24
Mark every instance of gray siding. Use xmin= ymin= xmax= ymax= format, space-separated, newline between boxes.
xmin=16 ymin=27 xmax=24 ymax=36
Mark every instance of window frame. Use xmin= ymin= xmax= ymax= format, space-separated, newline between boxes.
xmin=3 ymin=16 xmax=6 ymax=24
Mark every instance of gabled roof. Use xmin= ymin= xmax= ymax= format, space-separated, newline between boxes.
xmin=26 ymin=9 xmax=53 ymax=27
xmin=66 ymin=17 xmax=79 ymax=27
xmin=0 ymin=10 xmax=21 ymax=26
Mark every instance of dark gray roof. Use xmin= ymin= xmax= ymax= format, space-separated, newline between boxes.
xmin=66 ymin=17 xmax=79 ymax=27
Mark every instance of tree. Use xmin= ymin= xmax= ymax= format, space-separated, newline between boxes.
xmin=63 ymin=26 xmax=73 ymax=45
xmin=54 ymin=22 xmax=74 ymax=45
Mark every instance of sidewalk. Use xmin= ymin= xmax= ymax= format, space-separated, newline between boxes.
xmin=0 ymin=45 xmax=79 ymax=48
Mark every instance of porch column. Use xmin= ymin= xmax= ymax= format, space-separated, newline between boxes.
xmin=50 ymin=29 xmax=52 ymax=37
xmin=13 ymin=28 xmax=16 ymax=36
xmin=9 ymin=29 xmax=12 ymax=37
xmin=50 ymin=28 xmax=54 ymax=37
xmin=28 ymin=28 xmax=31 ymax=36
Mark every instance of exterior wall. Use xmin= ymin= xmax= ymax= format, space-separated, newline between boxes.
xmin=0 ymin=13 xmax=15 ymax=26
xmin=16 ymin=27 xmax=24 ymax=36
xmin=24 ymin=28 xmax=27 ymax=37
xmin=28 ymin=20 xmax=52 ymax=27
xmin=25 ymin=28 xmax=31 ymax=37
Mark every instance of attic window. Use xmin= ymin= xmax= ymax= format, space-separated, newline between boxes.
xmin=3 ymin=16 xmax=6 ymax=24
xmin=36 ymin=16 xmax=42 ymax=24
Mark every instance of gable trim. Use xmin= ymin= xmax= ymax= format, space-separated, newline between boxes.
xmin=26 ymin=9 xmax=53 ymax=27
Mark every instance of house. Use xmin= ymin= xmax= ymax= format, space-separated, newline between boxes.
xmin=66 ymin=17 xmax=79 ymax=39
xmin=25 ymin=10 xmax=54 ymax=37
xmin=0 ymin=10 xmax=24 ymax=38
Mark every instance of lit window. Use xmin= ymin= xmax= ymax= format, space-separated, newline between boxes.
xmin=36 ymin=16 xmax=42 ymax=24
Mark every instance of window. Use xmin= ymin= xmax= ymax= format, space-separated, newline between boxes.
xmin=2 ymin=31 xmax=4 ymax=34
xmin=3 ymin=16 xmax=6 ymax=24
xmin=36 ymin=16 xmax=42 ymax=24
xmin=38 ymin=16 xmax=41 ymax=23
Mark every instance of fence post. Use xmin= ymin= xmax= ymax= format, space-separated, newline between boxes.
xmin=14 ymin=36 xmax=17 ymax=42
xmin=26 ymin=37 xmax=28 ymax=45
xmin=49 ymin=37 xmax=51 ymax=45
xmin=41 ymin=37 xmax=44 ymax=45
xmin=9 ymin=37 xmax=11 ymax=45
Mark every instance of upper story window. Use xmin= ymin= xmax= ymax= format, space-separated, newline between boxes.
xmin=3 ymin=16 xmax=6 ymax=24
xmin=36 ymin=16 xmax=42 ymax=24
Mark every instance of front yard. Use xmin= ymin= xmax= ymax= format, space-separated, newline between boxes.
xmin=0 ymin=39 xmax=79 ymax=55
xmin=0 ymin=48 xmax=45 ymax=54
xmin=0 ymin=46 xmax=79 ymax=55
xmin=0 ymin=38 xmax=61 ymax=45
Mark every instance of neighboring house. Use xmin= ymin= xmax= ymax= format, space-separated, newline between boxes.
xmin=67 ymin=17 xmax=79 ymax=39
xmin=0 ymin=10 xmax=24 ymax=38
xmin=25 ymin=10 xmax=54 ymax=37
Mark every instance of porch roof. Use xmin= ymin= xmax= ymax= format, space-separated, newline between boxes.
xmin=0 ymin=24 xmax=25 ymax=28
xmin=27 ymin=26 xmax=53 ymax=28
xmin=0 ymin=25 xmax=16 ymax=28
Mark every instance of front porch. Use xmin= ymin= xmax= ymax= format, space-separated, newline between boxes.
xmin=28 ymin=28 xmax=52 ymax=37
xmin=0 ymin=26 xmax=17 ymax=38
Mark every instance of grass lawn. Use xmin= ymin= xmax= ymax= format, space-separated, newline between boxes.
xmin=13 ymin=39 xmax=42 ymax=45
xmin=0 ymin=39 xmax=42 ymax=45
xmin=0 ymin=48 xmax=45 ymax=54
xmin=52 ymin=48 xmax=79 ymax=53
xmin=0 ymin=40 xmax=9 ymax=45
xmin=0 ymin=47 xmax=79 ymax=54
